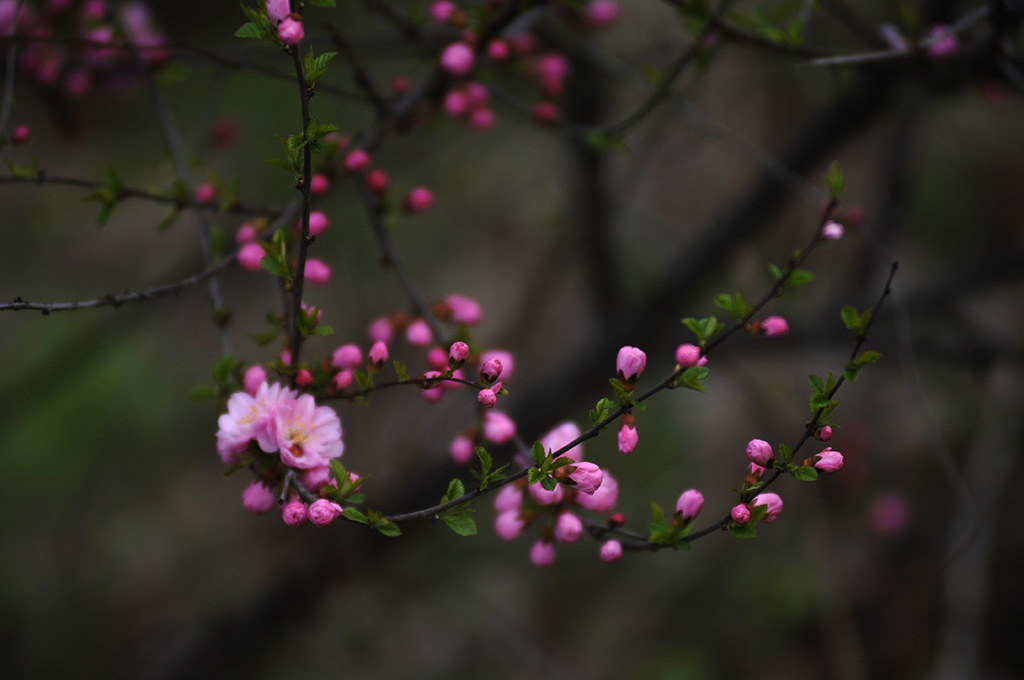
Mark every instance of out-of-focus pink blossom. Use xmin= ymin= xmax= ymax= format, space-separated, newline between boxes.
xmin=307 ymin=211 xmax=329 ymax=237
xmin=10 ymin=124 xmax=31 ymax=145
xmin=333 ymin=369 xmax=353 ymax=391
xmin=530 ymin=539 xmax=556 ymax=567
xmin=304 ymin=258 xmax=331 ymax=285
xmin=755 ymin=316 xmax=789 ymax=337
xmin=445 ymin=294 xmax=482 ymax=324
xmin=236 ymin=223 xmax=257 ymax=244
xmin=242 ymin=480 xmax=275 ymax=514
xmin=576 ymin=470 xmax=618 ymax=512
xmin=923 ymin=24 xmax=959 ymax=60
xmin=443 ymin=89 xmax=470 ymax=117
xmin=487 ymin=40 xmax=509 ymax=61
xmin=540 ymin=421 xmax=583 ymax=462
xmin=467 ymin=106 xmax=496 ymax=131
xmin=266 ymin=0 xmax=289 ymax=24
xmin=440 ymin=42 xmax=474 ymax=76
xmin=295 ymin=369 xmax=313 ymax=387
xmin=243 ymin=365 xmax=267 ymax=395
xmin=482 ymin=410 xmax=516 ymax=444
xmin=495 ymin=510 xmax=525 ymax=541
xmin=404 ymin=186 xmax=434 ymax=213
xmin=429 ymin=0 xmax=456 ymax=23
xmin=820 ymin=220 xmax=844 ymax=241
xmin=868 ymin=491 xmax=910 ymax=538
xmin=331 ymin=344 xmax=363 ymax=370
xmin=815 ymin=425 xmax=833 ymax=441
xmin=310 ymin=174 xmax=330 ymax=195
xmin=600 ymin=539 xmax=623 ymax=562
xmin=554 ymin=511 xmax=584 ymax=543
xmin=533 ymin=101 xmax=560 ymax=127
xmin=449 ymin=433 xmax=475 ymax=464
xmin=406 ymin=318 xmax=432 ymax=347
xmin=584 ymin=0 xmax=620 ymax=29
xmin=368 ymin=341 xmax=388 ymax=366
xmin=529 ymin=478 xmax=564 ymax=505
xmin=535 ymin=52 xmax=570 ymax=95
xmin=365 ymin=169 xmax=389 ymax=196
xmin=493 ymin=484 xmax=522 ymax=513
xmin=368 ymin=316 xmax=393 ymax=344
xmin=194 ymin=183 xmax=217 ymax=203
xmin=301 ymin=465 xmax=332 ymax=491
xmin=345 ymin=149 xmax=370 ymax=172
xmin=308 ymin=498 xmax=343 ymax=526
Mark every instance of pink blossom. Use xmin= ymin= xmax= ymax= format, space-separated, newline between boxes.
xmin=744 ymin=462 xmax=766 ymax=486
xmin=751 ymin=492 xmax=783 ymax=523
xmin=540 ymin=421 xmax=583 ymax=462
xmin=568 ymin=461 xmax=603 ymax=495
xmin=449 ymin=433 xmax=475 ymax=464
xmin=493 ymin=484 xmax=522 ymax=513
xmin=194 ymin=183 xmax=217 ymax=203
xmin=266 ymin=0 xmax=289 ymax=24
xmin=365 ymin=169 xmax=389 ymax=196
xmin=530 ymin=539 xmax=556 ymax=567
xmin=923 ymin=24 xmax=958 ymax=60
xmin=274 ymin=394 xmax=344 ymax=469
xmin=600 ymin=539 xmax=623 ymax=562
xmin=216 ymin=382 xmax=298 ymax=463
xmin=809 ymin=447 xmax=844 ymax=473
xmin=404 ymin=186 xmax=434 ymax=213
xmin=448 ymin=341 xmax=470 ymax=367
xmin=368 ymin=316 xmax=393 ymax=344
xmin=236 ymin=240 xmax=264 ymax=270
xmin=731 ymin=503 xmax=751 ymax=525
xmin=868 ymin=492 xmax=910 ymax=538
xmin=675 ymin=489 xmax=704 ymax=522
xmin=617 ymin=417 xmax=638 ymax=454
xmin=479 ymin=357 xmax=503 ymax=383
xmin=304 ymin=258 xmax=331 ymax=285
xmin=482 ymin=410 xmax=516 ymax=444
xmin=529 ymin=478 xmax=564 ymax=505
xmin=533 ymin=101 xmax=560 ymax=127
xmin=333 ymin=369 xmax=353 ymax=391
xmin=301 ymin=465 xmax=333 ymax=491
xmin=820 ymin=220 xmax=844 ymax=241
xmin=675 ymin=343 xmax=707 ymax=368
xmin=368 ymin=340 xmax=389 ymax=366
xmin=576 ymin=470 xmax=618 ymax=512
xmin=235 ymin=223 xmax=257 ymax=244
xmin=331 ymin=344 xmax=363 ymax=370
xmin=440 ymin=42 xmax=475 ymax=76
xmin=815 ymin=425 xmax=833 ymax=441
xmin=345 ymin=149 xmax=370 ymax=172
xmin=465 ymin=81 xmax=489 ymax=107
xmin=282 ymin=501 xmax=307 ymax=527
xmin=495 ymin=510 xmax=525 ymax=541
xmin=242 ymin=480 xmax=276 ymax=514
xmin=277 ymin=17 xmax=304 ymax=46
xmin=535 ymin=52 xmax=570 ymax=95
xmin=391 ymin=75 xmax=412 ymax=94
xmin=10 ymin=124 xmax=31 ymax=145
xmin=307 ymin=211 xmax=329 ymax=236
xmin=616 ymin=345 xmax=647 ymax=384
xmin=418 ymin=370 xmax=445 ymax=402
xmin=746 ymin=438 xmax=775 ymax=467
xmin=295 ymin=369 xmax=313 ymax=387
xmin=405 ymin=318 xmax=432 ymax=346
xmin=477 ymin=388 xmax=497 ymax=408
xmin=584 ymin=0 xmax=620 ymax=29
xmin=555 ymin=511 xmax=584 ymax=543
xmin=481 ymin=350 xmax=513 ymax=379
xmin=243 ymin=365 xmax=267 ymax=395
xmin=310 ymin=174 xmax=330 ymax=195
xmin=429 ymin=1 xmax=456 ymax=23
xmin=308 ymin=498 xmax=344 ymax=526
xmin=443 ymin=89 xmax=470 ymax=117
xmin=467 ymin=106 xmax=496 ymax=131
xmin=445 ymin=294 xmax=482 ymax=324
xmin=487 ymin=40 xmax=509 ymax=61
xmin=755 ymin=316 xmax=789 ymax=337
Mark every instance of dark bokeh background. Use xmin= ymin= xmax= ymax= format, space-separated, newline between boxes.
xmin=2 ymin=1 xmax=1023 ymax=679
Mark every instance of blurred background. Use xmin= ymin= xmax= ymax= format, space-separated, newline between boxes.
xmin=2 ymin=1 xmax=1023 ymax=678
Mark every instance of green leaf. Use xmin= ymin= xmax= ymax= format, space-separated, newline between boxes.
xmin=680 ymin=315 xmax=725 ymax=347
xmin=783 ymin=269 xmax=816 ymax=287
xmin=532 ymin=440 xmax=546 ymax=467
xmin=589 ymin=397 xmax=613 ymax=425
xmin=442 ymin=478 xmax=465 ymax=503
xmin=213 ymin=355 xmax=236 ymax=385
xmin=779 ymin=443 xmax=793 ymax=465
xmin=441 ymin=509 xmax=477 ymax=536
xmin=527 ymin=468 xmax=545 ymax=485
xmin=343 ymin=507 xmax=368 ymax=524
xmin=650 ymin=501 xmax=665 ymax=524
xmin=234 ymin=21 xmax=262 ymax=38
xmin=540 ymin=476 xmax=557 ymax=491
xmin=393 ymin=360 xmax=409 ymax=382
xmin=730 ymin=523 xmax=758 ymax=539
xmin=713 ymin=291 xmax=753 ymax=321
xmin=305 ymin=0 xmax=337 ymax=6
xmin=809 ymin=374 xmax=824 ymax=394
xmin=475 ymin=446 xmax=492 ymax=476
xmin=824 ymin=161 xmax=845 ymax=200
xmin=790 ymin=465 xmax=819 ymax=481
xmin=675 ymin=365 xmax=709 ymax=392
xmin=188 ymin=384 xmax=218 ymax=401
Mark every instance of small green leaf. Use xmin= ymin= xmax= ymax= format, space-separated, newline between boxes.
xmin=650 ymin=501 xmax=665 ymax=524
xmin=779 ymin=443 xmax=793 ymax=465
xmin=783 ymin=269 xmax=816 ymax=287
xmin=213 ymin=355 xmax=236 ymax=384
xmin=824 ymin=161 xmax=845 ymax=200
xmin=188 ymin=384 xmax=218 ymax=401
xmin=675 ymin=365 xmax=709 ymax=392
xmin=443 ymin=478 xmax=465 ymax=503
xmin=441 ymin=509 xmax=477 ymax=536
xmin=305 ymin=0 xmax=336 ymax=6
xmin=790 ymin=465 xmax=819 ymax=481
xmin=532 ymin=441 xmax=546 ymax=467
xmin=475 ymin=446 xmax=492 ymax=475
xmin=540 ymin=476 xmax=557 ymax=491
xmin=234 ymin=21 xmax=262 ymax=38
xmin=343 ymin=507 xmax=368 ymax=524
xmin=392 ymin=360 xmax=409 ymax=382
xmin=730 ymin=523 xmax=758 ymax=539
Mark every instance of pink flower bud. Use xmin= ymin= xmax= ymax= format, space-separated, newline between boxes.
xmin=331 ymin=344 xmax=363 ymax=370
xmin=301 ymin=465 xmax=332 ymax=491
xmin=266 ymin=0 xmax=289 ymax=24
xmin=10 ymin=124 xmax=31 ymax=145
xmin=237 ymin=242 xmax=265 ymax=271
xmin=416 ymin=371 xmax=443 ymax=402
xmin=923 ymin=24 xmax=958 ymax=59
xmin=448 ymin=341 xmax=470 ymax=367
xmin=365 ymin=168 xmax=389 ymax=196
xmin=584 ymin=0 xmax=620 ymax=29
xmin=530 ymin=539 xmax=556 ymax=568
xmin=194 ymin=182 xmax=217 ymax=203
xmin=243 ymin=365 xmax=267 ymax=395
xmin=310 ymin=173 xmax=330 ymax=195
xmin=675 ymin=343 xmax=707 ymax=368
xmin=495 ymin=510 xmax=525 ymax=541
xmin=577 ymin=471 xmax=618 ymax=512
xmin=744 ymin=462 xmax=766 ymax=487
xmin=390 ymin=75 xmax=412 ymax=95
xmin=304 ymin=258 xmax=331 ymax=285
xmin=481 ymin=350 xmax=513 ymax=379
xmin=443 ymin=89 xmax=470 ymax=117
xmin=404 ymin=186 xmax=434 ymax=213
xmin=429 ymin=0 xmax=456 ymax=23
xmin=616 ymin=345 xmax=646 ymax=384
xmin=405 ymin=318 xmax=432 ymax=347
xmin=236 ymin=223 xmax=257 ymax=244
xmin=617 ymin=416 xmax=638 ymax=454
xmin=307 ymin=211 xmax=329 ymax=236
xmin=242 ymin=481 xmax=275 ymax=514
xmin=820 ymin=220 xmax=844 ymax=241
xmin=368 ymin=316 xmax=393 ymax=344
xmin=751 ymin=492 xmax=783 ymax=523
xmin=487 ymin=39 xmax=509 ymax=61
xmin=450 ymin=433 xmax=475 ymax=464
xmin=568 ymin=461 xmax=604 ymax=495
xmin=464 ymin=81 xmax=489 ymax=107
xmin=600 ymin=539 xmax=623 ymax=562
xmin=477 ymin=388 xmax=497 ymax=408
xmin=479 ymin=357 xmax=503 ymax=383
xmin=535 ymin=52 xmax=570 ymax=95
xmin=540 ymin=421 xmax=584 ymax=462
xmin=494 ymin=484 xmax=522 ymax=513
xmin=308 ymin=498 xmax=344 ymax=526
xmin=368 ymin=340 xmax=389 ymax=366
xmin=332 ymin=369 xmax=353 ymax=391
xmin=868 ymin=491 xmax=910 ymax=538
xmin=554 ymin=511 xmax=584 ymax=543
xmin=483 ymin=410 xmax=516 ymax=444
xmin=445 ymin=294 xmax=482 ymax=324
xmin=467 ymin=106 xmax=496 ymax=131
xmin=282 ymin=500 xmax=307 ymax=527
xmin=295 ymin=369 xmax=313 ymax=387
xmin=533 ymin=100 xmax=561 ymax=127
xmin=746 ymin=439 xmax=775 ymax=467
xmin=277 ymin=16 xmax=304 ymax=46
xmin=607 ymin=513 xmax=625 ymax=528
xmin=675 ymin=489 xmax=704 ymax=522
xmin=730 ymin=503 xmax=751 ymax=525
xmin=344 ymin=149 xmax=370 ymax=172
xmin=753 ymin=316 xmax=789 ymax=337
xmin=815 ymin=425 xmax=833 ymax=441
xmin=440 ymin=42 xmax=475 ymax=76
xmin=808 ymin=447 xmax=844 ymax=473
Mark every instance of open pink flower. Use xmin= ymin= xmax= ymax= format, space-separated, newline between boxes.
xmin=274 ymin=394 xmax=344 ymax=469
xmin=540 ymin=421 xmax=583 ymax=462
xmin=576 ymin=470 xmax=618 ymax=512
xmin=242 ymin=480 xmax=275 ymax=514
xmin=216 ymin=382 xmax=298 ymax=463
